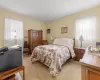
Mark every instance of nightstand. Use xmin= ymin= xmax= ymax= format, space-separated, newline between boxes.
xmin=74 ymin=48 xmax=85 ymax=61
xmin=42 ymin=40 xmax=48 ymax=45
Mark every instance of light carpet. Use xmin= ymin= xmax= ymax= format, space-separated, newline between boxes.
xmin=23 ymin=56 xmax=81 ymax=80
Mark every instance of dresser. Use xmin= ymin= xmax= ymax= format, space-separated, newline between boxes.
xmin=80 ymin=52 xmax=100 ymax=80
xmin=28 ymin=29 xmax=43 ymax=54
xmin=74 ymin=48 xmax=85 ymax=61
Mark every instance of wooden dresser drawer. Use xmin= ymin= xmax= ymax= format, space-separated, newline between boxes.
xmin=88 ymin=68 xmax=100 ymax=80
xmin=81 ymin=66 xmax=100 ymax=80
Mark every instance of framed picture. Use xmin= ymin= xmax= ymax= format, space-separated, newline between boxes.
xmin=96 ymin=42 xmax=100 ymax=48
xmin=47 ymin=29 xmax=51 ymax=34
xmin=61 ymin=27 xmax=68 ymax=34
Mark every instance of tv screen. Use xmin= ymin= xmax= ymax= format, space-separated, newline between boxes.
xmin=0 ymin=46 xmax=22 ymax=72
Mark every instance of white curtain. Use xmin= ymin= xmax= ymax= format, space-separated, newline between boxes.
xmin=4 ymin=18 xmax=15 ymax=47
xmin=12 ymin=19 xmax=23 ymax=47
xmin=75 ymin=16 xmax=97 ymax=48
xmin=4 ymin=18 xmax=23 ymax=47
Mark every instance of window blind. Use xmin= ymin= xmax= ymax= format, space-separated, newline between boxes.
xmin=75 ymin=16 xmax=97 ymax=47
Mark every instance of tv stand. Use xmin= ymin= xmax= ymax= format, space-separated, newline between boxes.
xmin=0 ymin=66 xmax=25 ymax=80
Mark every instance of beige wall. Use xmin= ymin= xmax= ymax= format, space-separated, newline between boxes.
xmin=0 ymin=8 xmax=46 ymax=47
xmin=1 ymin=5 xmax=100 ymax=47
xmin=45 ymin=5 xmax=100 ymax=43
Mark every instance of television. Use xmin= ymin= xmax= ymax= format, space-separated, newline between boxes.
xmin=0 ymin=46 xmax=22 ymax=72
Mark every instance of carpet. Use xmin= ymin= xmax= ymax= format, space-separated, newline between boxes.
xmin=23 ymin=56 xmax=81 ymax=80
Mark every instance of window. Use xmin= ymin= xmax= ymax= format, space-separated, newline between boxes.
xmin=75 ymin=16 xmax=97 ymax=47
xmin=4 ymin=18 xmax=23 ymax=47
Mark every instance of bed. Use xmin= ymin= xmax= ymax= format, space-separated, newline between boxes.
xmin=31 ymin=38 xmax=75 ymax=76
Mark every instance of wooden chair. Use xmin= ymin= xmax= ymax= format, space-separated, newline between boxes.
xmin=23 ymin=41 xmax=29 ymax=54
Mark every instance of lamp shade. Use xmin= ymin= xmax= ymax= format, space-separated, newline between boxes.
xmin=50 ymin=36 xmax=53 ymax=40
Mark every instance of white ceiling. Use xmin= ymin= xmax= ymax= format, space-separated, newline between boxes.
xmin=0 ymin=0 xmax=100 ymax=21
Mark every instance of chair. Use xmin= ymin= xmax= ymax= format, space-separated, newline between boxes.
xmin=23 ymin=41 xmax=29 ymax=54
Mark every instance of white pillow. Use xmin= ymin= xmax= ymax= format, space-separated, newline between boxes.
xmin=53 ymin=38 xmax=74 ymax=46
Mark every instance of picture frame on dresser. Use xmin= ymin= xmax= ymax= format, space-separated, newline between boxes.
xmin=96 ymin=42 xmax=100 ymax=48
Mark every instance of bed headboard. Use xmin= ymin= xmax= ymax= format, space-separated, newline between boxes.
xmin=54 ymin=37 xmax=75 ymax=48
xmin=73 ymin=38 xmax=75 ymax=48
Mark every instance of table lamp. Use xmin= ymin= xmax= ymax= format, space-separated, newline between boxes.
xmin=79 ymin=35 xmax=84 ymax=48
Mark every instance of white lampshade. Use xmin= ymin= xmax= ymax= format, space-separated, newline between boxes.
xmin=50 ymin=36 xmax=53 ymax=40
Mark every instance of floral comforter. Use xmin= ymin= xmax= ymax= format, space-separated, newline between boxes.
xmin=31 ymin=44 xmax=75 ymax=76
